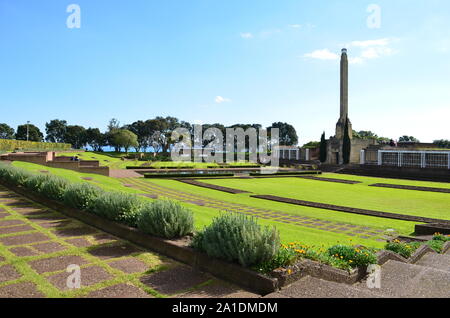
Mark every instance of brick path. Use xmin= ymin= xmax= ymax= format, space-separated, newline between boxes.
xmin=0 ymin=185 xmax=258 ymax=298
xmin=122 ymin=178 xmax=387 ymax=241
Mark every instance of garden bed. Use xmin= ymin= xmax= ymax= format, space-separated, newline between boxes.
xmin=250 ymin=194 xmax=450 ymax=224
xmin=298 ymin=176 xmax=362 ymax=184
xmin=369 ymin=183 xmax=450 ymax=194
xmin=177 ymin=179 xmax=250 ymax=194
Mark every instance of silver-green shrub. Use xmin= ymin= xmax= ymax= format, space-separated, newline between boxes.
xmin=24 ymin=173 xmax=53 ymax=192
xmin=0 ymin=164 xmax=33 ymax=186
xmin=191 ymin=213 xmax=280 ymax=268
xmin=88 ymin=191 xmax=144 ymax=227
xmin=39 ymin=176 xmax=70 ymax=201
xmin=137 ymin=200 xmax=194 ymax=239
xmin=63 ymin=182 xmax=104 ymax=211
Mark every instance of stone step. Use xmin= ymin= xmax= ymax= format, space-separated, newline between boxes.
xmin=415 ymin=252 xmax=450 ymax=272
xmin=265 ymin=276 xmax=383 ymax=298
xmin=355 ymin=260 xmax=450 ymax=298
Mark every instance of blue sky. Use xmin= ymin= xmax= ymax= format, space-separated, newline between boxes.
xmin=0 ymin=0 xmax=449 ymax=145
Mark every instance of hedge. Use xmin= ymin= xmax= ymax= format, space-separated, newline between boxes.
xmin=0 ymin=139 xmax=72 ymax=152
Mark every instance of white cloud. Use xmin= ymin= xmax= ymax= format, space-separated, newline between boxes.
xmin=304 ymin=38 xmax=397 ymax=64
xmin=289 ymin=24 xmax=302 ymax=29
xmin=215 ymin=96 xmax=231 ymax=104
xmin=350 ymin=38 xmax=391 ymax=47
xmin=240 ymin=32 xmax=253 ymax=39
xmin=303 ymin=49 xmax=339 ymax=60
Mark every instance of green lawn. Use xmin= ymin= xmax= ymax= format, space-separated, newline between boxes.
xmin=200 ymin=175 xmax=450 ymax=221
xmin=56 ymin=152 xmax=132 ymax=169
xmin=10 ymin=162 xmax=429 ymax=248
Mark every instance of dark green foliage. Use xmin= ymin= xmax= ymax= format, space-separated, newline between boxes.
xmin=425 ymin=240 xmax=445 ymax=253
xmin=255 ymin=246 xmax=297 ymax=273
xmin=327 ymin=245 xmax=377 ymax=267
xmin=63 ymin=183 xmax=103 ymax=210
xmin=191 ymin=213 xmax=280 ymax=268
xmin=342 ymin=117 xmax=351 ymax=164
xmin=137 ymin=200 xmax=194 ymax=239
xmin=385 ymin=241 xmax=421 ymax=259
xmin=319 ymin=132 xmax=327 ymax=163
xmin=15 ymin=124 xmax=44 ymax=142
xmin=88 ymin=191 xmax=144 ymax=227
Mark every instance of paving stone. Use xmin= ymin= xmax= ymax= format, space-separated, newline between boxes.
xmin=279 ymin=276 xmax=380 ymax=298
xmin=39 ymin=220 xmax=73 ymax=229
xmin=9 ymin=246 xmax=39 ymax=257
xmin=17 ymin=210 xmax=51 ymax=217
xmin=108 ymin=258 xmax=149 ymax=274
xmin=179 ymin=281 xmax=255 ymax=298
xmin=0 ymin=225 xmax=35 ymax=235
xmin=89 ymin=243 xmax=141 ymax=260
xmin=33 ymin=242 xmax=67 ymax=253
xmin=0 ymin=233 xmax=50 ymax=246
xmin=86 ymin=283 xmax=152 ymax=298
xmin=66 ymin=238 xmax=93 ymax=248
xmin=140 ymin=266 xmax=210 ymax=295
xmin=0 ymin=219 xmax=26 ymax=227
xmin=0 ymin=264 xmax=21 ymax=283
xmin=29 ymin=255 xmax=89 ymax=274
xmin=48 ymin=265 xmax=113 ymax=291
xmin=27 ymin=214 xmax=68 ymax=223
xmin=53 ymin=226 xmax=98 ymax=238
xmin=0 ymin=282 xmax=45 ymax=298
xmin=91 ymin=233 xmax=119 ymax=245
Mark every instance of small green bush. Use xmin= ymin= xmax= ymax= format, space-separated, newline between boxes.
xmin=39 ymin=176 xmax=70 ymax=201
xmin=385 ymin=240 xmax=420 ymax=259
xmin=255 ymin=246 xmax=297 ymax=273
xmin=0 ymin=164 xmax=33 ymax=186
xmin=433 ymin=233 xmax=450 ymax=242
xmin=88 ymin=191 xmax=144 ymax=227
xmin=425 ymin=240 xmax=445 ymax=253
xmin=191 ymin=213 xmax=280 ymax=268
xmin=24 ymin=173 xmax=53 ymax=192
xmin=137 ymin=200 xmax=194 ymax=239
xmin=63 ymin=183 xmax=103 ymax=211
xmin=327 ymin=245 xmax=377 ymax=268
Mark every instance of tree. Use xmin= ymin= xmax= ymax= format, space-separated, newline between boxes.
xmin=0 ymin=123 xmax=15 ymax=139
xmin=112 ymin=129 xmax=138 ymax=153
xmin=64 ymin=125 xmax=87 ymax=149
xmin=399 ymin=136 xmax=420 ymax=143
xmin=268 ymin=122 xmax=298 ymax=146
xmin=342 ymin=118 xmax=351 ymax=164
xmin=85 ymin=128 xmax=106 ymax=152
xmin=302 ymin=141 xmax=320 ymax=148
xmin=45 ymin=119 xmax=67 ymax=143
xmin=106 ymin=118 xmax=122 ymax=152
xmin=319 ymin=132 xmax=327 ymax=163
xmin=16 ymin=124 xmax=43 ymax=142
xmin=433 ymin=139 xmax=450 ymax=149
xmin=127 ymin=120 xmax=152 ymax=152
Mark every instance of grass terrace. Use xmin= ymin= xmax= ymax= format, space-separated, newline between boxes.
xmin=7 ymin=161 xmax=449 ymax=250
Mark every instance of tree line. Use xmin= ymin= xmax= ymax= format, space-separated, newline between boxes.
xmin=0 ymin=118 xmax=299 ymax=153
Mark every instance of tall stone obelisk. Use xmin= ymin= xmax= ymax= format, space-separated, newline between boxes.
xmin=340 ymin=48 xmax=348 ymax=120
xmin=335 ymin=48 xmax=352 ymax=140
